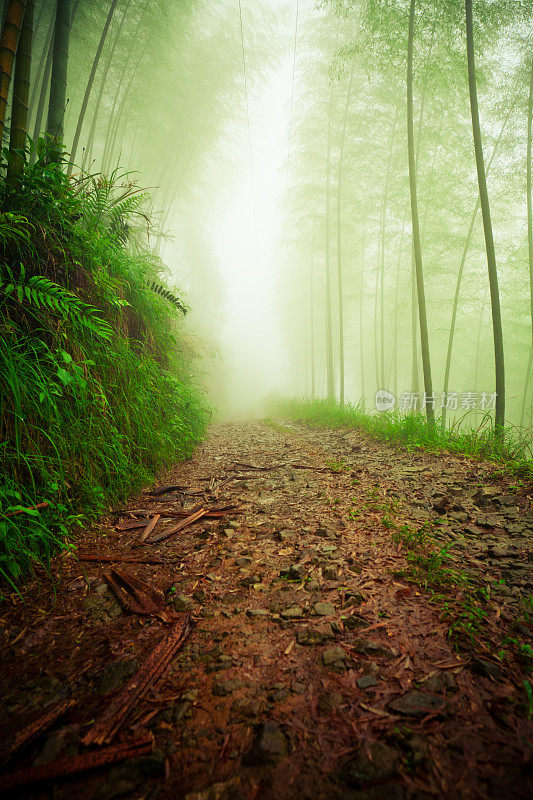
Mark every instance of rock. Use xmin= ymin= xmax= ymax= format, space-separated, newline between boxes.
xmin=316 ymin=525 xmax=337 ymax=539
xmin=242 ymin=721 xmax=288 ymax=765
xmin=279 ymin=529 xmax=296 ymax=542
xmin=318 ymin=691 xmax=343 ymax=713
xmin=422 ymin=671 xmax=456 ymax=693
xmin=314 ymin=601 xmax=335 ymax=616
xmin=305 ymin=580 xmax=320 ymax=592
xmin=354 ymin=640 xmax=395 ymax=659
xmin=212 ymin=679 xmax=242 ymax=697
xmin=344 ymin=591 xmax=364 ymax=607
xmin=246 ymin=608 xmax=270 ymax=619
xmin=344 ymin=741 xmax=401 ymax=786
xmin=235 ymin=557 xmax=252 ymax=566
xmin=281 ymin=605 xmax=303 ymax=619
xmin=97 ymin=659 xmax=138 ymax=695
xmin=184 ymin=777 xmax=241 ymax=800
xmin=268 ymin=684 xmax=289 ymax=702
xmin=171 ymin=593 xmax=193 ymax=612
xmin=288 ymin=563 xmax=306 ymax=580
xmin=357 ymin=675 xmax=378 ymax=689
xmin=297 ymin=624 xmax=334 ymax=646
xmin=345 ymin=614 xmax=368 ymax=630
xmin=82 ymin=593 xmax=122 ymax=623
xmin=241 ymin=574 xmax=261 ymax=586
xmin=323 ymin=565 xmax=338 ymax=581
xmin=92 ymin=753 xmax=165 ymax=800
xmin=449 ymin=511 xmax=468 ymax=523
xmin=322 ymin=646 xmax=347 ymax=667
xmin=470 ymin=656 xmax=503 ymax=681
xmin=463 ymin=525 xmax=483 ymax=537
xmin=388 ymin=691 xmax=445 ymax=716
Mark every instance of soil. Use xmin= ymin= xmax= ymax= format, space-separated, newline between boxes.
xmin=1 ymin=420 xmax=532 ymax=800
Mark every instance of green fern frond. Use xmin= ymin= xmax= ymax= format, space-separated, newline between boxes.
xmin=1 ymin=275 xmax=113 ymax=340
xmin=149 ymin=282 xmax=188 ymax=314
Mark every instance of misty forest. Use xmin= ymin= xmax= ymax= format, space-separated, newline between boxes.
xmin=1 ymin=0 xmax=533 ymax=798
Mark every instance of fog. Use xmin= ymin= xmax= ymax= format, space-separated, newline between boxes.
xmin=31 ymin=0 xmax=533 ymax=430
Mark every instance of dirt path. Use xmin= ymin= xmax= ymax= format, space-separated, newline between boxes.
xmin=1 ymin=420 xmax=532 ymax=800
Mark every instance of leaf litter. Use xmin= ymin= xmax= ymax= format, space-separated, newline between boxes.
xmin=0 ymin=420 xmax=531 ymax=799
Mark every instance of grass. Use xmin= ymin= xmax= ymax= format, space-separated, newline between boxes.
xmin=280 ymin=398 xmax=533 ymax=478
xmin=0 ymin=148 xmax=207 ymax=588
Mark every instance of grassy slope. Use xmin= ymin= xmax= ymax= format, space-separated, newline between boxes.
xmin=280 ymin=399 xmax=533 ymax=478
xmin=0 ymin=156 xmax=207 ymax=587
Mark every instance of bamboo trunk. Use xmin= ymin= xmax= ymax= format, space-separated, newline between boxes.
xmin=520 ymin=58 xmax=533 ymax=428
xmin=407 ymin=0 xmax=434 ymax=427
xmin=465 ymin=0 xmax=505 ymax=437
xmin=0 ymin=0 xmax=27 ymax=141
xmin=67 ymin=0 xmax=118 ymax=174
xmin=46 ymin=0 xmax=71 ymax=158
xmin=7 ymin=0 xmax=32 ymax=184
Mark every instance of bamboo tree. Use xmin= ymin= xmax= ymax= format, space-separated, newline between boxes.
xmin=30 ymin=19 xmax=53 ymax=162
xmin=101 ymin=6 xmax=148 ymax=171
xmin=67 ymin=0 xmax=118 ymax=175
xmin=336 ymin=57 xmax=355 ymax=406
xmin=46 ymin=0 xmax=71 ymax=158
xmin=359 ymin=206 xmax=366 ymax=402
xmin=521 ymin=57 xmax=533 ymax=428
xmin=7 ymin=0 xmax=32 ymax=184
xmin=378 ymin=104 xmax=400 ymax=392
xmin=442 ymin=92 xmax=518 ymax=430
xmin=465 ymin=0 xmax=505 ymax=437
xmin=82 ymin=0 xmax=133 ymax=171
xmin=28 ymin=6 xmax=53 ymax=121
xmin=325 ymin=74 xmax=336 ymax=401
xmin=407 ymin=0 xmax=434 ymax=427
xmin=0 ymin=0 xmax=27 ymax=142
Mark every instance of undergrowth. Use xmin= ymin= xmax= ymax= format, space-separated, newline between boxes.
xmin=280 ymin=398 xmax=533 ymax=478
xmin=0 ymin=148 xmax=207 ymax=588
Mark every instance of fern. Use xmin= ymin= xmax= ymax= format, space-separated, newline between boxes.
xmin=1 ymin=274 xmax=113 ymax=340
xmin=150 ymin=282 xmax=188 ymax=314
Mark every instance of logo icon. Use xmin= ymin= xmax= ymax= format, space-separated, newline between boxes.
xmin=375 ymin=390 xmax=395 ymax=412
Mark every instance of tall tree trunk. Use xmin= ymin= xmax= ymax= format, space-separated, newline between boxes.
xmin=7 ymin=0 xmax=32 ymax=184
xmin=465 ymin=0 xmax=505 ymax=437
xmin=336 ymin=58 xmax=355 ymax=406
xmin=0 ymin=0 xmax=26 ymax=142
xmin=30 ymin=18 xmax=53 ymax=162
xmin=389 ymin=211 xmax=407 ymax=399
xmin=407 ymin=0 xmax=434 ymax=427
xmin=102 ymin=32 xmax=149 ymax=172
xmin=46 ymin=0 xmax=71 ymax=159
xmin=378 ymin=104 xmax=400 ymax=392
xmin=521 ymin=58 xmax=533 ymax=429
xmin=67 ymin=0 xmax=118 ymax=175
xmin=325 ymin=85 xmax=335 ymax=401
xmin=28 ymin=6 xmax=53 ymax=121
xmin=359 ymin=207 xmax=366 ymax=402
xmin=410 ymin=252 xmax=419 ymax=397
xmin=82 ymin=0 xmax=132 ymax=172
xmin=442 ymin=93 xmax=518 ymax=430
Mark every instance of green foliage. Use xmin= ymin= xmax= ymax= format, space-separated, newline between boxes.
xmin=0 ymin=151 xmax=207 ymax=587
xmin=1 ymin=268 xmax=114 ymax=340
